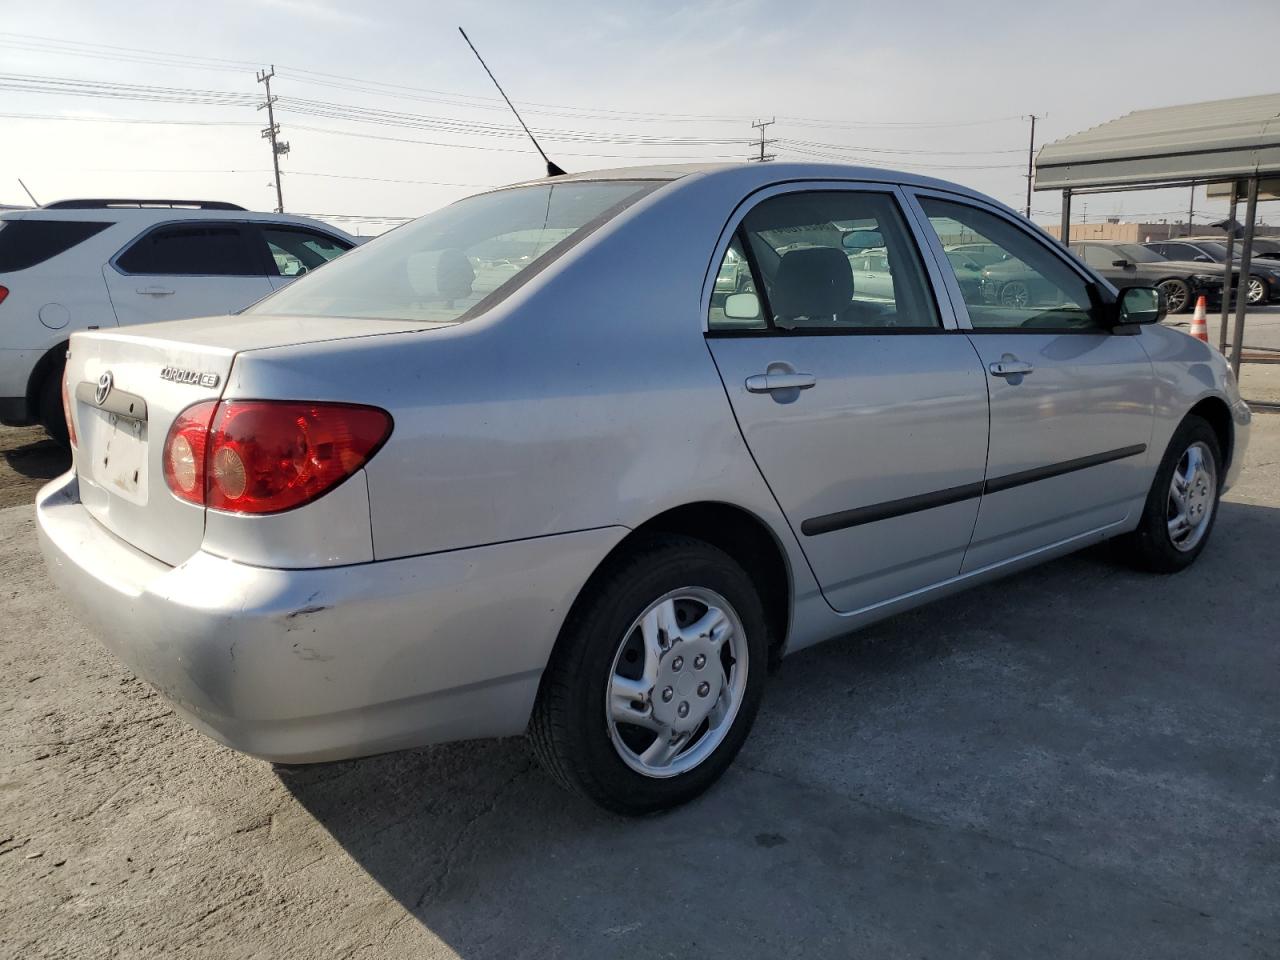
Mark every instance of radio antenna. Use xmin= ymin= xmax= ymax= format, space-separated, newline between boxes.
xmin=17 ymin=178 xmax=39 ymax=206
xmin=458 ymin=27 xmax=566 ymax=177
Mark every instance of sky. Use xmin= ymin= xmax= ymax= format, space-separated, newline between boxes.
xmin=2 ymin=0 xmax=1278 ymax=234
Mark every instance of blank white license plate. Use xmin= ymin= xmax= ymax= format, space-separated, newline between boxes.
xmin=87 ymin=410 xmax=150 ymax=505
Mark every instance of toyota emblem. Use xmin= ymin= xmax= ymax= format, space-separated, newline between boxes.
xmin=95 ymin=371 xmax=113 ymax=406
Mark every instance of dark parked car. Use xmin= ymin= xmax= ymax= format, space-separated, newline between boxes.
xmin=1143 ymin=238 xmax=1280 ymax=306
xmin=1073 ymin=241 xmax=1225 ymax=314
xmin=977 ymin=256 xmax=1062 ymax=309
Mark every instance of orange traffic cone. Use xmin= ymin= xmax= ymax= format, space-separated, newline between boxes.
xmin=1190 ymin=295 xmax=1209 ymax=342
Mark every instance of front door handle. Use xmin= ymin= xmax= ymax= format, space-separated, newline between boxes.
xmin=988 ymin=359 xmax=1034 ymax=378
xmin=137 ymin=286 xmax=175 ymax=296
xmin=746 ymin=372 xmax=817 ymax=393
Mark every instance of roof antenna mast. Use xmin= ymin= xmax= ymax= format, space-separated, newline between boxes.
xmin=17 ymin=178 xmax=39 ymax=206
xmin=458 ymin=27 xmax=566 ymax=178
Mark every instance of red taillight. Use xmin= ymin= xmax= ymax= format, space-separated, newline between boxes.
xmin=61 ymin=368 xmax=77 ymax=448
xmin=162 ymin=401 xmax=218 ymax=505
xmin=0 ymin=285 xmax=9 ymax=306
xmin=162 ymin=400 xmax=392 ymax=514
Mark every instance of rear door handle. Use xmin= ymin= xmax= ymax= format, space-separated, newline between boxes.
xmin=745 ymin=372 xmax=817 ymax=393
xmin=988 ymin=359 xmax=1034 ymax=378
xmin=137 ymin=286 xmax=175 ymax=296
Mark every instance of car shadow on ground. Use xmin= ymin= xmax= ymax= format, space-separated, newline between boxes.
xmin=277 ymin=498 xmax=1280 ymax=958
xmin=0 ymin=427 xmax=69 ymax=508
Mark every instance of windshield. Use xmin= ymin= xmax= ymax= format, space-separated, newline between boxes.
xmin=251 ymin=180 xmax=659 ymax=322
xmin=1112 ymin=243 xmax=1165 ymax=263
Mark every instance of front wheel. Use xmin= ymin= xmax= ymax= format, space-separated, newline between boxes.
xmin=1247 ymin=275 xmax=1269 ymax=305
xmin=1120 ymin=415 xmax=1222 ymax=573
xmin=529 ymin=535 xmax=768 ymax=814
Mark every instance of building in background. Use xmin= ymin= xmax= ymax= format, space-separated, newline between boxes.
xmin=1041 ymin=219 xmax=1280 ymax=243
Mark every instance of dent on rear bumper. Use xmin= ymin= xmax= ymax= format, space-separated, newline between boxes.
xmin=37 ymin=473 xmax=628 ymax=763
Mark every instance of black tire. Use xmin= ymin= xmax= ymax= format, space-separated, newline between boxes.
xmin=36 ymin=359 xmax=69 ymax=447
xmin=1120 ymin=415 xmax=1222 ymax=573
xmin=1157 ymin=278 xmax=1191 ymax=315
xmin=529 ymin=534 xmax=769 ymax=815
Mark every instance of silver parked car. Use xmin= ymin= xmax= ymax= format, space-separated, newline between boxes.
xmin=38 ymin=164 xmax=1251 ymax=814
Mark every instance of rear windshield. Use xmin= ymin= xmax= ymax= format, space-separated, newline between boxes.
xmin=0 ymin=219 xmax=113 ymax=272
xmin=251 ymin=180 xmax=660 ymax=323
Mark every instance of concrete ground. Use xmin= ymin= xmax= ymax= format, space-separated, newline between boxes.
xmin=1 ymin=418 xmax=1278 ymax=959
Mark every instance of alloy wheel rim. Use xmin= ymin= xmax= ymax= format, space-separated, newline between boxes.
xmin=1248 ymin=278 xmax=1265 ymax=304
xmin=605 ymin=587 xmax=748 ymax=779
xmin=1159 ymin=281 xmax=1187 ymax=314
xmin=1166 ymin=440 xmax=1217 ymax=552
xmin=1001 ymin=282 xmax=1029 ymax=308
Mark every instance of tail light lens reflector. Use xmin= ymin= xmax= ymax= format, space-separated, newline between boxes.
xmin=162 ymin=400 xmax=392 ymax=514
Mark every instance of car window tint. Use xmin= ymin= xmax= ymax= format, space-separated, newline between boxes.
xmin=707 ymin=235 xmax=765 ymax=330
xmin=717 ymin=190 xmax=940 ymax=332
xmin=261 ymin=227 xmax=351 ymax=277
xmin=0 ymin=219 xmax=112 ymax=272
xmin=919 ymin=198 xmax=1098 ymax=331
xmin=117 ymin=223 xmax=257 ymax=276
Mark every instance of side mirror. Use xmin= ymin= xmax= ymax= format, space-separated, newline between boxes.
xmin=724 ymin=292 xmax=761 ymax=320
xmin=1195 ymin=255 xmax=1213 ymax=263
xmin=1117 ymin=286 xmax=1165 ymax=326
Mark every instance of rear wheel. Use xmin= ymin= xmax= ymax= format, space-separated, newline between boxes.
xmin=529 ymin=535 xmax=768 ymax=814
xmin=36 ymin=359 xmax=69 ymax=447
xmin=1121 ymin=415 xmax=1221 ymax=573
xmin=1157 ymin=278 xmax=1190 ymax=314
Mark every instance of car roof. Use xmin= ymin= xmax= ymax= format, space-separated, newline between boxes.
xmin=0 ymin=204 xmax=355 ymax=239
xmin=503 ymin=160 xmax=1011 ymax=208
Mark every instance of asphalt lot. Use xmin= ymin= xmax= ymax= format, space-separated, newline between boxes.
xmin=2 ymin=416 xmax=1279 ymax=958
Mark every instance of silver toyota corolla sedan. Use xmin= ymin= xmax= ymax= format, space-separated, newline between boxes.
xmin=37 ymin=163 xmax=1251 ymax=814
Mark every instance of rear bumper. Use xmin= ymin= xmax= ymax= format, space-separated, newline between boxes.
xmin=37 ymin=472 xmax=626 ymax=763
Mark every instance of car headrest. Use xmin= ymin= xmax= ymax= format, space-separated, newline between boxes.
xmin=772 ymin=247 xmax=853 ymax=319
xmin=436 ymin=248 xmax=475 ymax=301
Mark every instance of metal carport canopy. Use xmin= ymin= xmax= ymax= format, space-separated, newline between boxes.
xmin=1034 ymin=93 xmax=1280 ymax=373
xmin=1034 ymin=93 xmax=1280 ymax=190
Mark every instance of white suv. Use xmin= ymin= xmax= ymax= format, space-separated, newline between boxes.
xmin=0 ymin=199 xmax=356 ymax=441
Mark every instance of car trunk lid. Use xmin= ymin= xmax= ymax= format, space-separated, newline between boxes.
xmin=66 ymin=314 xmax=437 ymax=566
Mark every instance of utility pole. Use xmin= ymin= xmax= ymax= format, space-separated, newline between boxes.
xmin=1023 ymin=114 xmax=1038 ymax=219
xmin=1186 ymin=183 xmax=1195 ymax=237
xmin=256 ymin=66 xmax=289 ymax=213
xmin=750 ymin=118 xmax=776 ymax=162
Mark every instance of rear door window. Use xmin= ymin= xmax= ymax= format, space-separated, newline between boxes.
xmin=115 ymin=223 xmax=260 ymax=276
xmin=0 ymin=219 xmax=112 ymax=271
xmin=709 ymin=189 xmax=941 ymax=332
